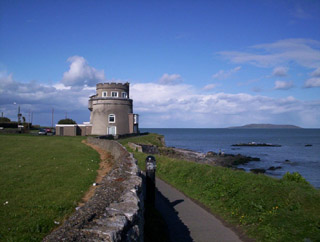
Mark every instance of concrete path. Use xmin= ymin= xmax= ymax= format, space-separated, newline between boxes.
xmin=155 ymin=178 xmax=242 ymax=242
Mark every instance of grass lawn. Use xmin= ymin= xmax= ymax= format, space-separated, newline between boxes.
xmin=120 ymin=134 xmax=320 ymax=242
xmin=0 ymin=134 xmax=100 ymax=241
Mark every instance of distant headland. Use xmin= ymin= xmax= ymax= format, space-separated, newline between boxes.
xmin=228 ymin=123 xmax=302 ymax=129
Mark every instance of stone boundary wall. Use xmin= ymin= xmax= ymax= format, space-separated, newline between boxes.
xmin=44 ymin=138 xmax=144 ymax=242
xmin=128 ymin=142 xmax=159 ymax=154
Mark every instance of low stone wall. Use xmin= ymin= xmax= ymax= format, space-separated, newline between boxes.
xmin=128 ymin=143 xmax=159 ymax=154
xmin=44 ymin=138 xmax=144 ymax=242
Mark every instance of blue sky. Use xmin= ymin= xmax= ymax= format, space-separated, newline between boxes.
xmin=1 ymin=0 xmax=320 ymax=127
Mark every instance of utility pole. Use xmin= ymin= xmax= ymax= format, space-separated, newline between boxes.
xmin=17 ymin=105 xmax=21 ymax=124
xmin=28 ymin=111 xmax=31 ymax=129
xmin=52 ymin=108 xmax=54 ymax=128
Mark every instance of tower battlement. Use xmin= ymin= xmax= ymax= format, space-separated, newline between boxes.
xmin=96 ymin=82 xmax=129 ymax=90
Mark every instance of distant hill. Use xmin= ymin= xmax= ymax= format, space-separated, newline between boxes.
xmin=229 ymin=124 xmax=302 ymax=129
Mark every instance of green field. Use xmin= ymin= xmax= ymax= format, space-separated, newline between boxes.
xmin=120 ymin=134 xmax=320 ymax=242
xmin=0 ymin=134 xmax=100 ymax=241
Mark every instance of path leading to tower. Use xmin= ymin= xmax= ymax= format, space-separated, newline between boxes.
xmin=155 ymin=177 xmax=243 ymax=242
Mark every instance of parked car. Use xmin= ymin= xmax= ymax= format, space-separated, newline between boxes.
xmin=38 ymin=129 xmax=47 ymax=135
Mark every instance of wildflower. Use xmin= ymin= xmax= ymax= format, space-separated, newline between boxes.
xmin=3 ymin=201 xmax=8 ymax=205
xmin=54 ymin=221 xmax=60 ymax=225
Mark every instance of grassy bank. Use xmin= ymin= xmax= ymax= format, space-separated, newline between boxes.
xmin=120 ymin=134 xmax=320 ymax=241
xmin=0 ymin=134 xmax=100 ymax=241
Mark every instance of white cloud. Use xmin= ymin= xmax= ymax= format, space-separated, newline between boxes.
xmin=0 ymin=71 xmax=96 ymax=125
xmin=53 ymin=83 xmax=71 ymax=90
xmin=203 ymin=84 xmax=217 ymax=90
xmin=61 ymin=56 xmax=105 ymax=87
xmin=274 ymin=80 xmax=294 ymax=90
xmin=304 ymin=78 xmax=320 ymax=88
xmin=219 ymin=39 xmax=320 ymax=68
xmin=212 ymin=66 xmax=241 ymax=80
xmin=131 ymin=82 xmax=320 ymax=128
xmin=158 ymin=73 xmax=182 ymax=85
xmin=272 ymin=67 xmax=288 ymax=77
xmin=1 ymin=57 xmax=320 ymax=128
xmin=310 ymin=67 xmax=320 ymax=77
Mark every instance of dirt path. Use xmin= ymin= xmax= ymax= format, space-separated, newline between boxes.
xmin=79 ymin=140 xmax=114 ymax=206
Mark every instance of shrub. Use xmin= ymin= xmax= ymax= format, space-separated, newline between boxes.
xmin=281 ymin=172 xmax=310 ymax=185
xmin=0 ymin=117 xmax=11 ymax=122
xmin=0 ymin=122 xmax=18 ymax=128
xmin=58 ymin=118 xmax=77 ymax=124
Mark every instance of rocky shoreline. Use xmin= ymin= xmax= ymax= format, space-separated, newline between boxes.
xmin=232 ymin=142 xmax=281 ymax=147
xmin=128 ymin=142 xmax=261 ymax=168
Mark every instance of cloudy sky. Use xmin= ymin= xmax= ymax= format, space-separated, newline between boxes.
xmin=1 ymin=0 xmax=320 ymax=128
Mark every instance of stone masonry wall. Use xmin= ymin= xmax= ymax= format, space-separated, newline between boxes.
xmin=44 ymin=138 xmax=144 ymax=242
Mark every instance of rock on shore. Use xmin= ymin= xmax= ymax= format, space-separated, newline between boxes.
xmin=158 ymin=146 xmax=260 ymax=167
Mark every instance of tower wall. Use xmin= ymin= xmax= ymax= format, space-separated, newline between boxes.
xmin=89 ymin=83 xmax=134 ymax=136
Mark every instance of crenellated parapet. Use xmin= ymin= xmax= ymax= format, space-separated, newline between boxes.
xmin=96 ymin=82 xmax=129 ymax=89
xmin=93 ymin=82 xmax=130 ymax=99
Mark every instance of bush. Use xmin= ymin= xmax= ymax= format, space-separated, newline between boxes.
xmin=58 ymin=118 xmax=77 ymax=124
xmin=281 ymin=172 xmax=310 ymax=185
xmin=0 ymin=122 xmax=18 ymax=128
xmin=0 ymin=117 xmax=11 ymax=122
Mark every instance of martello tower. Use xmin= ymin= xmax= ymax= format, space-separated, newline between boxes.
xmin=88 ymin=82 xmax=139 ymax=136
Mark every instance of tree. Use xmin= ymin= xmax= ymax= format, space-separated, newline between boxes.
xmin=58 ymin=118 xmax=77 ymax=124
xmin=0 ymin=117 xmax=11 ymax=123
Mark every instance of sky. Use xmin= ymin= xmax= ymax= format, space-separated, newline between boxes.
xmin=0 ymin=0 xmax=320 ymax=128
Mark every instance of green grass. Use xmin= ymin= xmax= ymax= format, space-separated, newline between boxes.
xmin=121 ymin=133 xmax=320 ymax=242
xmin=119 ymin=133 xmax=165 ymax=148
xmin=0 ymin=134 xmax=100 ymax=241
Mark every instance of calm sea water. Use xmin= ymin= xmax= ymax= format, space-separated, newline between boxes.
xmin=141 ymin=128 xmax=320 ymax=188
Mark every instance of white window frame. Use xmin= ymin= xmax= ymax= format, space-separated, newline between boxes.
xmin=122 ymin=92 xmax=128 ymax=98
xmin=108 ymin=114 xmax=116 ymax=123
xmin=111 ymin=91 xmax=118 ymax=97
xmin=134 ymin=114 xmax=138 ymax=124
xmin=102 ymin=91 xmax=108 ymax=97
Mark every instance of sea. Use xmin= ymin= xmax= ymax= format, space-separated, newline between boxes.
xmin=140 ymin=128 xmax=320 ymax=188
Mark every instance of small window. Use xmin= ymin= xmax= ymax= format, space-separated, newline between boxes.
xmin=122 ymin=92 xmax=128 ymax=98
xmin=102 ymin=91 xmax=107 ymax=97
xmin=109 ymin=114 xmax=115 ymax=123
xmin=134 ymin=114 xmax=138 ymax=124
xmin=111 ymin=91 xmax=118 ymax=97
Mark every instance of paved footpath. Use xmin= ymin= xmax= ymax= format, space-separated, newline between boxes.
xmin=155 ymin=178 xmax=242 ymax=242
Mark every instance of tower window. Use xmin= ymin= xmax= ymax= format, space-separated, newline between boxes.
xmin=102 ymin=91 xmax=107 ymax=97
xmin=109 ymin=114 xmax=115 ymax=123
xmin=111 ymin=91 xmax=118 ymax=97
xmin=134 ymin=114 xmax=139 ymax=124
xmin=122 ymin=92 xmax=128 ymax=98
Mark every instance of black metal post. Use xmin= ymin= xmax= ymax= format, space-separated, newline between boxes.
xmin=145 ymin=155 xmax=156 ymax=206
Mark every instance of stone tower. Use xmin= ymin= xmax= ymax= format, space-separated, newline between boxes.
xmin=88 ymin=82 xmax=139 ymax=136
